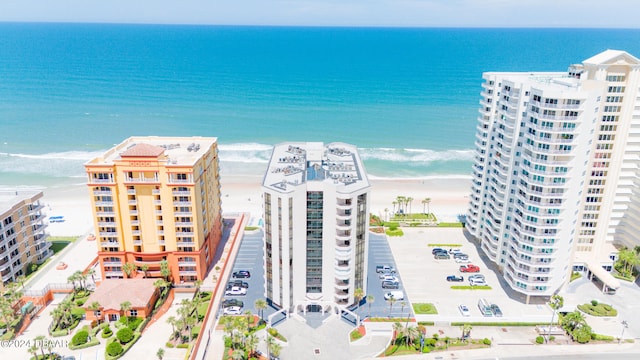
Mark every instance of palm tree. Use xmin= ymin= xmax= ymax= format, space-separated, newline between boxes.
xmin=27 ymin=343 xmax=38 ymax=360
xmin=406 ymin=197 xmax=414 ymax=216
xmin=354 ymin=288 xmax=364 ymax=313
xmin=366 ymin=295 xmax=374 ymax=318
xmin=67 ymin=273 xmax=79 ymax=291
xmin=185 ymin=315 xmax=197 ymax=342
xmin=231 ymin=349 xmax=244 ymax=360
xmin=167 ymin=315 xmax=178 ymax=340
xmin=245 ymin=333 xmax=259 ymax=358
xmin=384 ymin=208 xmax=389 ymax=222
xmin=547 ymin=294 xmax=563 ymax=343
xmin=193 ymin=279 xmax=203 ymax=297
xmin=34 ymin=335 xmax=47 ymax=359
xmin=244 ymin=310 xmax=253 ymax=332
xmin=140 ymin=264 xmax=149 ymax=278
xmin=392 ymin=321 xmax=404 ymax=344
xmin=387 ymin=296 xmax=397 ymax=317
xmin=120 ymin=301 xmax=132 ymax=326
xmin=406 ymin=326 xmax=420 ymax=347
xmin=89 ymin=301 xmax=102 ymax=324
xmin=270 ymin=342 xmax=282 ymax=358
xmin=254 ymin=298 xmax=267 ymax=322
xmin=562 ymin=311 xmax=585 ymax=332
xmin=87 ymin=267 xmax=97 ymax=284
xmin=16 ymin=275 xmax=26 ymax=289
xmin=422 ymin=198 xmax=431 ymax=215
xmin=461 ymin=323 xmax=472 ymax=342
xmin=392 ymin=201 xmax=398 ymax=216
xmin=156 ymin=348 xmax=165 ymax=359
xmin=123 ymin=262 xmax=136 ymax=278
xmin=160 ymin=259 xmax=171 ymax=281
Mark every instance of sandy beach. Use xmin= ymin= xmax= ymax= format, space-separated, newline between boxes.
xmin=41 ymin=176 xmax=471 ymax=237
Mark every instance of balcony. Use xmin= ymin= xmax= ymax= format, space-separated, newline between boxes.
xmin=334 ymin=292 xmax=350 ymax=300
xmin=179 ymin=270 xmax=198 ymax=275
xmin=94 ymin=190 xmax=113 ymax=196
xmin=95 ymin=201 xmax=114 ymax=206
xmin=158 ymin=240 xmax=165 ymax=245
xmin=100 ymin=242 xmax=120 ymax=248
xmin=90 ymin=178 xmax=115 ymax=184
xmin=124 ymin=175 xmax=160 ymax=184
xmin=98 ymin=222 xmax=116 ymax=227
xmin=128 ymin=200 xmax=137 ymax=205
xmin=99 ymin=232 xmax=118 ymax=237
xmin=133 ymin=240 xmax=142 ymax=245
xmin=127 ymin=189 xmax=136 ymax=195
xmin=177 ymin=241 xmax=196 ymax=246
xmin=131 ymin=230 xmax=141 ymax=236
xmin=172 ymin=190 xmax=191 ymax=196
xmin=335 ymin=222 xmax=350 ymax=231
xmin=152 ymin=189 xmax=161 ymax=195
xmin=335 ymin=246 xmax=352 ymax=260
xmin=175 ymin=222 xmax=193 ymax=227
xmin=176 ymin=232 xmax=194 ymax=237
xmin=103 ymin=261 xmax=122 ymax=267
xmin=173 ymin=201 xmax=192 ymax=207
xmin=334 ymin=266 xmax=350 ymax=279
xmin=96 ymin=211 xmax=116 ymax=216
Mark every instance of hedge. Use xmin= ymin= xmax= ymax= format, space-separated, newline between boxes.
xmin=577 ymin=303 xmax=617 ymax=317
xmin=72 ymin=330 xmax=89 ymax=346
xmin=450 ymin=285 xmax=492 ymax=290
xmin=107 ymin=341 xmax=123 ymax=357
xmin=428 ymin=243 xmax=462 ymax=247
xmin=116 ymin=327 xmax=134 ymax=344
xmin=69 ymin=337 xmax=100 ymax=350
xmin=450 ymin=322 xmax=546 ymax=326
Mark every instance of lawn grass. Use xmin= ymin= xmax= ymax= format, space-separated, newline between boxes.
xmin=350 ymin=329 xmax=363 ymax=341
xmin=49 ymin=241 xmax=71 ymax=254
xmin=450 ymin=285 xmax=492 ymax=290
xmin=428 ymin=243 xmax=462 ymax=247
xmin=577 ymin=303 xmax=617 ymax=317
xmin=437 ymin=222 xmax=464 ymax=228
xmin=49 ymin=236 xmax=79 ymax=242
xmin=412 ymin=303 xmax=438 ymax=315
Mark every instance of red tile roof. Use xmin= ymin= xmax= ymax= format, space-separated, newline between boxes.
xmin=120 ymin=143 xmax=165 ymax=158
xmin=84 ymin=279 xmax=157 ymax=311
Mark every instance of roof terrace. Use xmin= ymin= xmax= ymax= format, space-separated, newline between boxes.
xmin=263 ymin=142 xmax=369 ymax=193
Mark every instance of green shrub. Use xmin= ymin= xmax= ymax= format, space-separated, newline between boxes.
xmin=350 ymin=329 xmax=363 ymax=341
xmin=51 ymin=329 xmax=68 ymax=337
xmin=176 ymin=343 xmax=189 ymax=348
xmin=591 ymin=300 xmax=598 ymax=306
xmin=535 ymin=336 xmax=544 ymax=344
xmin=76 ymin=299 xmax=86 ymax=306
xmin=591 ymin=333 xmax=614 ymax=341
xmin=385 ymin=344 xmax=398 ymax=356
xmin=425 ymin=338 xmax=437 ymax=346
xmin=421 ymin=345 xmax=431 ymax=353
xmin=116 ymin=327 xmax=134 ymax=344
xmin=107 ymin=341 xmax=123 ymax=356
xmin=450 ymin=285 xmax=492 ymax=290
xmin=483 ymin=338 xmax=491 ymax=345
xmin=72 ymin=330 xmax=89 ymax=346
xmin=549 ymin=336 xmax=556 ymax=341
xmin=166 ymin=341 xmax=175 ymax=348
xmin=413 ymin=303 xmax=438 ymax=314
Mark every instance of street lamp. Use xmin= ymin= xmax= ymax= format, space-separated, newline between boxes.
xmin=547 ymin=295 xmax=563 ymax=343
xmin=619 ymin=320 xmax=628 ymax=344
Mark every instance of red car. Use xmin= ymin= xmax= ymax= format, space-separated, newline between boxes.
xmin=459 ymin=264 xmax=480 ymax=273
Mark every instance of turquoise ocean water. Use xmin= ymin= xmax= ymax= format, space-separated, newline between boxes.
xmin=1 ymin=24 xmax=640 ymax=187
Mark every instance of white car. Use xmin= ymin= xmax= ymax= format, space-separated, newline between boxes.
xmin=449 ymin=248 xmax=463 ymax=255
xmin=224 ymin=286 xmax=247 ymax=296
xmin=458 ymin=304 xmax=471 ymax=317
xmin=455 ymin=258 xmax=471 ymax=264
xmin=468 ymin=274 xmax=485 ymax=282
xmin=470 ymin=278 xmax=488 ymax=286
xmin=381 ymin=275 xmax=399 ymax=283
xmin=384 ymin=291 xmax=404 ymax=300
xmin=223 ymin=306 xmax=243 ymax=315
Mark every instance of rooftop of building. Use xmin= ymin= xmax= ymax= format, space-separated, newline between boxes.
xmin=0 ymin=189 xmax=43 ymax=216
xmin=582 ymin=49 xmax=640 ymax=66
xmin=85 ymin=136 xmax=217 ymax=167
xmin=262 ymin=142 xmax=370 ymax=193
xmin=84 ymin=278 xmax=157 ymax=311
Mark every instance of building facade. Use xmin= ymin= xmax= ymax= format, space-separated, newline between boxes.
xmin=0 ymin=190 xmax=50 ymax=290
xmin=467 ymin=50 xmax=640 ymax=302
xmin=262 ymin=142 xmax=370 ymax=313
xmin=85 ymin=136 xmax=222 ymax=284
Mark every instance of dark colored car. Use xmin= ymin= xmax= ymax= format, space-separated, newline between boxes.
xmin=228 ymin=280 xmax=249 ymax=289
xmin=382 ymin=280 xmax=400 ymax=289
xmin=446 ymin=275 xmax=464 ymax=282
xmin=233 ymin=270 xmax=251 ymax=278
xmin=434 ymin=253 xmax=450 ymax=260
xmin=431 ymin=248 xmax=446 ymax=255
xmin=222 ymin=299 xmax=244 ymax=308
xmin=490 ymin=304 xmax=503 ymax=317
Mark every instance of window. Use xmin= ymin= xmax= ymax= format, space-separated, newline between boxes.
xmin=129 ymin=309 xmax=138 ymax=316
xmin=606 ymin=75 xmax=626 ymax=82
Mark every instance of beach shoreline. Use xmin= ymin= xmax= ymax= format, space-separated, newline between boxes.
xmin=39 ymin=176 xmax=471 ymax=237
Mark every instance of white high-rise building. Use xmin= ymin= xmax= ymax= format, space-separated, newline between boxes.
xmin=467 ymin=50 xmax=640 ymax=303
xmin=262 ymin=142 xmax=370 ymax=313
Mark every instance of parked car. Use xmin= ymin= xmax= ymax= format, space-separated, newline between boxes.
xmin=222 ymin=299 xmax=244 ymax=308
xmin=431 ymin=248 xmax=446 ymax=255
xmin=458 ymin=304 xmax=471 ymax=317
xmin=379 ymin=271 xmax=395 ymax=279
xmin=455 ymin=258 xmax=471 ymax=264
xmin=223 ymin=306 xmax=243 ymax=315
xmin=229 ymin=280 xmax=249 ymax=289
xmin=225 ymin=286 xmax=247 ymax=296
xmin=453 ymin=253 xmax=468 ymax=259
xmin=381 ymin=275 xmax=399 ymax=283
xmin=376 ymin=265 xmax=396 ymax=273
xmin=468 ymin=274 xmax=485 ymax=281
xmin=446 ymin=275 xmax=464 ymax=282
xmin=233 ymin=270 xmax=251 ymax=278
xmin=490 ymin=304 xmax=503 ymax=317
xmin=469 ymin=278 xmax=488 ymax=286
xmin=448 ymin=248 xmax=463 ymax=255
xmin=382 ymin=281 xmax=400 ymax=289
xmin=434 ymin=253 xmax=450 ymax=260
xmin=459 ymin=264 xmax=480 ymax=273
xmin=383 ymin=291 xmax=404 ymax=300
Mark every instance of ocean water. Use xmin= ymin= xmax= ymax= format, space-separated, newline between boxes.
xmin=1 ymin=24 xmax=640 ymax=187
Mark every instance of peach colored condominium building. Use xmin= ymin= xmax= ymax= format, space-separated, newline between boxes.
xmin=84 ymin=136 xmax=222 ymax=284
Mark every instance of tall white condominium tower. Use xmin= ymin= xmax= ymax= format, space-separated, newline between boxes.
xmin=262 ymin=142 xmax=370 ymax=313
xmin=467 ymin=50 xmax=640 ymax=303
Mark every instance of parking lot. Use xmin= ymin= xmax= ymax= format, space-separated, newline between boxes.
xmin=362 ymin=233 xmax=413 ymax=319
xmin=387 ymin=227 xmax=551 ymax=323
xmin=219 ymin=230 xmax=278 ymax=320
